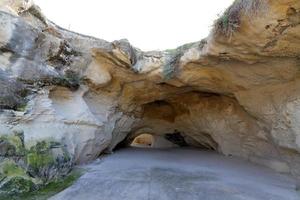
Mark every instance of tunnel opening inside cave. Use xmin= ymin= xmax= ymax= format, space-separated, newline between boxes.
xmin=129 ymin=130 xmax=189 ymax=149
xmin=131 ymin=133 xmax=154 ymax=148
xmin=115 ymin=128 xmax=218 ymax=151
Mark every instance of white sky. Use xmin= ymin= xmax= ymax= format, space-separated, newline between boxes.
xmin=34 ymin=0 xmax=234 ymax=51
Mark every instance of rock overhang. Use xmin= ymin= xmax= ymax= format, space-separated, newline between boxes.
xmin=0 ymin=0 xmax=300 ymax=186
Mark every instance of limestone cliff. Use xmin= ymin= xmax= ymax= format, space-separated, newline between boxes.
xmin=0 ymin=0 xmax=300 ymax=194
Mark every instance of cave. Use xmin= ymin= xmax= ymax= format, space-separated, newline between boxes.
xmin=0 ymin=0 xmax=300 ymax=199
xmin=111 ymin=93 xmax=225 ymax=152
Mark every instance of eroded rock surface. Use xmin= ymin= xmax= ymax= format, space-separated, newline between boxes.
xmin=1 ymin=0 xmax=300 ymax=193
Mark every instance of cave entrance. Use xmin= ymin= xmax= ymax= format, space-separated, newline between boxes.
xmin=129 ymin=132 xmax=183 ymax=149
xmin=131 ymin=133 xmax=154 ymax=148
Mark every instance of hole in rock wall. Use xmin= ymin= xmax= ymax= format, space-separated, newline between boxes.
xmin=129 ymin=131 xmax=187 ymax=149
xmin=131 ymin=133 xmax=154 ymax=148
xmin=121 ymin=129 xmax=217 ymax=150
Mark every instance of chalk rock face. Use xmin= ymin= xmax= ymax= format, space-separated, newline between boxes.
xmin=0 ymin=0 xmax=300 ymax=183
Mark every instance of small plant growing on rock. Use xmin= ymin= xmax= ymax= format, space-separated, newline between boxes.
xmin=214 ymin=0 xmax=243 ymax=37
xmin=163 ymin=42 xmax=196 ymax=80
xmin=50 ymin=69 xmax=81 ymax=91
xmin=214 ymin=0 xmax=264 ymax=37
xmin=163 ymin=56 xmax=178 ymax=80
xmin=0 ymin=132 xmax=25 ymax=157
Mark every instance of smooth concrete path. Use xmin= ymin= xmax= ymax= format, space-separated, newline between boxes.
xmin=50 ymin=148 xmax=300 ymax=200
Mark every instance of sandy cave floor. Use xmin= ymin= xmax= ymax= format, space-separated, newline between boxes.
xmin=50 ymin=148 xmax=300 ymax=200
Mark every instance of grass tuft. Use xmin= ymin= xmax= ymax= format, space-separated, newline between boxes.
xmin=214 ymin=0 xmax=265 ymax=37
xmin=163 ymin=42 xmax=197 ymax=80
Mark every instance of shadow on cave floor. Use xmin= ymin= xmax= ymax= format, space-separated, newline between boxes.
xmin=50 ymin=148 xmax=299 ymax=200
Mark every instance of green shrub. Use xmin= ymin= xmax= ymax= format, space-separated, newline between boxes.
xmin=0 ymin=159 xmax=39 ymax=196
xmin=0 ymin=135 xmax=74 ymax=197
xmin=8 ymin=169 xmax=84 ymax=200
xmin=0 ymin=176 xmax=37 ymax=195
xmin=26 ymin=141 xmax=73 ymax=183
xmin=0 ymin=132 xmax=25 ymax=157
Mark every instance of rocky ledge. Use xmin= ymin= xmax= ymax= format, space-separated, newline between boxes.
xmin=0 ymin=0 xmax=300 ymax=196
